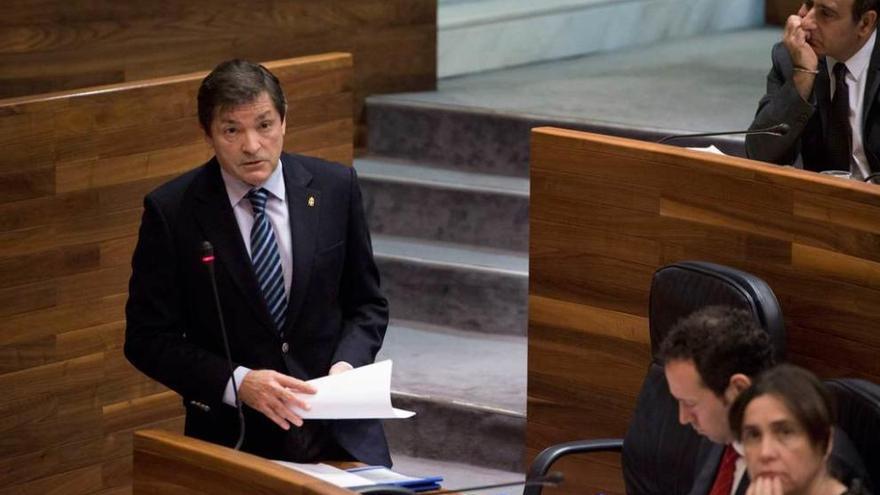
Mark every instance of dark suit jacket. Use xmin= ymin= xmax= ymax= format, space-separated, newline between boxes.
xmin=687 ymin=440 xmax=748 ymax=495
xmin=746 ymin=35 xmax=880 ymax=173
xmin=124 ymin=152 xmax=391 ymax=466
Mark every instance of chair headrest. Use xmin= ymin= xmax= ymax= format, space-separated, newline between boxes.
xmin=826 ymin=378 xmax=880 ymax=491
xmin=649 ymin=261 xmax=785 ymax=362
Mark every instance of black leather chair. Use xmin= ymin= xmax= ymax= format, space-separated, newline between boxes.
xmin=525 ymin=261 xmax=786 ymax=495
xmin=826 ymin=378 xmax=880 ymax=492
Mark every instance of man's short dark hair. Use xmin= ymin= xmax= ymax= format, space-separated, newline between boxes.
xmin=852 ymin=0 xmax=879 ymax=22
xmin=658 ymin=305 xmax=776 ymax=397
xmin=197 ymin=59 xmax=287 ymax=135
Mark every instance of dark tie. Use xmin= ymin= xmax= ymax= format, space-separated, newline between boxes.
xmin=248 ymin=188 xmax=288 ymax=333
xmin=827 ymin=62 xmax=852 ymax=170
xmin=708 ymin=444 xmax=739 ymax=495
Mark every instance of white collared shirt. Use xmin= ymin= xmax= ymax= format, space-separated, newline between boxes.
xmin=731 ymin=441 xmax=746 ymax=495
xmin=216 ymin=159 xmax=353 ymax=407
xmin=219 ymin=159 xmax=292 ymax=407
xmin=828 ymin=29 xmax=877 ymax=180
xmin=219 ymin=159 xmax=292 ymax=297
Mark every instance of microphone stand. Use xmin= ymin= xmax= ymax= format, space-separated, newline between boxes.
xmin=657 ymin=123 xmax=790 ymax=144
xmin=201 ymin=241 xmax=246 ymax=451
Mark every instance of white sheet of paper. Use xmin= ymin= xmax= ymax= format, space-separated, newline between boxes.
xmin=686 ymin=145 xmax=725 ymax=155
xmin=291 ymin=360 xmax=415 ymax=419
xmin=272 ymin=461 xmax=374 ymax=487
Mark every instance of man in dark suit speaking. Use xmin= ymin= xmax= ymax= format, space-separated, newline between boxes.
xmin=124 ymin=59 xmax=390 ymax=466
xmin=746 ymin=0 xmax=879 ymax=179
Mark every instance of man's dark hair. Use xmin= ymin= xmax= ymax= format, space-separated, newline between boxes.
xmin=658 ymin=305 xmax=775 ymax=397
xmin=852 ymin=0 xmax=880 ymax=23
xmin=729 ymin=364 xmax=834 ymax=454
xmin=197 ymin=59 xmax=287 ymax=135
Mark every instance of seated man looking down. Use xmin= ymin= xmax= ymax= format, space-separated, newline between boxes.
xmin=659 ymin=306 xmax=776 ymax=495
xmin=660 ymin=306 xmax=866 ymax=495
xmin=746 ymin=0 xmax=880 ymax=179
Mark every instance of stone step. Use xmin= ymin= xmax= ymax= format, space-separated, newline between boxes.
xmin=366 ymin=95 xmax=749 ymax=178
xmin=372 ymin=235 xmax=528 ymax=336
xmin=438 ymin=0 xmax=763 ymax=78
xmin=356 ymin=155 xmax=529 ymax=252
xmin=366 ymin=98 xmax=533 ymax=178
xmin=381 ymin=321 xmax=526 ymax=472
xmin=367 ymin=29 xmax=784 ymax=168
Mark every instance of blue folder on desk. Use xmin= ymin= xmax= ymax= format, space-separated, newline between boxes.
xmin=347 ymin=465 xmax=443 ymax=492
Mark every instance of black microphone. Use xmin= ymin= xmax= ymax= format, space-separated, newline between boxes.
xmin=657 ymin=123 xmax=790 ymax=144
xmin=353 ymin=472 xmax=563 ymax=495
xmin=201 ymin=241 xmax=246 ymax=451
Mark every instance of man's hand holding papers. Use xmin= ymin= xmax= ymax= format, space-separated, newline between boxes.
xmin=289 ymin=360 xmax=415 ymax=419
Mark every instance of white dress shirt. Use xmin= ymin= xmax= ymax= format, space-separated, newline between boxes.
xmin=828 ymin=29 xmax=876 ymax=180
xmin=731 ymin=441 xmax=746 ymax=495
xmin=215 ymin=160 xmax=351 ymax=407
xmin=219 ymin=160 xmax=291 ymax=406
xmin=221 ymin=160 xmax=293 ymax=294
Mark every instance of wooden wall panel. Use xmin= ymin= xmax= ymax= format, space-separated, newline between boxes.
xmin=528 ymin=128 xmax=880 ymax=494
xmin=0 ymin=53 xmax=354 ymax=493
xmin=0 ymin=0 xmax=437 ymax=146
xmin=766 ymin=0 xmax=803 ymax=25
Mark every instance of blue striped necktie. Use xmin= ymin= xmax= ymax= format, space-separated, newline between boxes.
xmin=247 ymin=188 xmax=287 ymax=333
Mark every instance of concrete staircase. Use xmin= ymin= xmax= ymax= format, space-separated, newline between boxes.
xmin=360 ymin=23 xmax=779 ymax=486
xmin=368 ymin=27 xmax=781 ymax=159
xmin=357 ymin=95 xmax=529 ymax=478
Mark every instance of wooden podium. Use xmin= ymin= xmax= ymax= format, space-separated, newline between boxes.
xmin=526 ymin=127 xmax=880 ymax=494
xmin=133 ymin=429 xmax=356 ymax=494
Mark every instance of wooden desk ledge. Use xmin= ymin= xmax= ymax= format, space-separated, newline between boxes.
xmin=134 ymin=429 xmax=355 ymax=495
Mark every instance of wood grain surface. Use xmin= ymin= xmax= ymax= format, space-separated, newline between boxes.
xmin=766 ymin=0 xmax=803 ymax=25
xmin=133 ymin=429 xmax=355 ymax=495
xmin=527 ymin=127 xmax=880 ymax=495
xmin=0 ymin=52 xmax=354 ymax=494
xmin=0 ymin=0 xmax=437 ymax=146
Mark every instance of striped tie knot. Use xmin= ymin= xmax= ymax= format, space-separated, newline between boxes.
xmin=248 ymin=188 xmax=270 ymax=214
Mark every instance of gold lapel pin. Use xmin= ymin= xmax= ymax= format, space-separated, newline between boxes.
xmin=308 ymin=196 xmax=315 ymax=207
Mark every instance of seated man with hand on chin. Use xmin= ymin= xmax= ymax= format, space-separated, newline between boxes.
xmin=747 ymin=0 xmax=880 ymax=180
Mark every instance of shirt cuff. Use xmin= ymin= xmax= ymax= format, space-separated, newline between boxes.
xmin=330 ymin=361 xmax=354 ymax=374
xmin=222 ymin=366 xmax=251 ymax=407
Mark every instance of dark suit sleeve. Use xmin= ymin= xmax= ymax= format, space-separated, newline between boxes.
xmin=124 ymin=194 xmax=233 ymax=408
xmin=331 ymin=166 xmax=388 ymax=368
xmin=746 ymin=43 xmax=817 ymax=165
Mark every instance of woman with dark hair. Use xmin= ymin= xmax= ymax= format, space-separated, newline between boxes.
xmin=729 ymin=364 xmax=869 ymax=495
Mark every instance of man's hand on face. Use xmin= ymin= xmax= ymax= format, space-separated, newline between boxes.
xmin=785 ymin=12 xmax=819 ymax=70
xmin=784 ymin=10 xmax=820 ymax=101
xmin=239 ymin=369 xmax=316 ymax=430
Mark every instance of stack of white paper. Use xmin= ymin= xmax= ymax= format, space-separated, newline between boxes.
xmin=290 ymin=360 xmax=415 ymax=419
xmin=686 ymin=145 xmax=725 ymax=155
xmin=273 ymin=462 xmax=372 ymax=487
